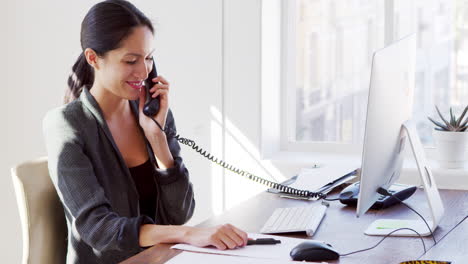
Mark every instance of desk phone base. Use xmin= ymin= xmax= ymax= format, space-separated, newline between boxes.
xmin=339 ymin=182 xmax=417 ymax=210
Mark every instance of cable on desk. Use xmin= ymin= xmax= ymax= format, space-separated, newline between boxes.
xmin=455 ymin=215 xmax=468 ymax=227
xmin=377 ymin=187 xmax=437 ymax=245
xmin=340 ymin=227 xmax=427 ymax=257
xmin=429 ymin=214 xmax=468 ymax=248
xmin=340 ymin=191 xmax=466 ymax=258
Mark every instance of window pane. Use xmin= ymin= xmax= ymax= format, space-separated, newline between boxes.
xmin=409 ymin=0 xmax=467 ymax=144
xmin=295 ymin=0 xmax=386 ymax=143
xmin=294 ymin=0 xmax=468 ymax=145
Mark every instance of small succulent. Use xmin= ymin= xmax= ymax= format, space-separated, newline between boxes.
xmin=428 ymin=105 xmax=468 ymax=132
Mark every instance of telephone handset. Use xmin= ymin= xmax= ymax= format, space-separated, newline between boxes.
xmin=142 ymin=61 xmax=326 ymax=199
xmin=143 ymin=60 xmax=160 ymax=117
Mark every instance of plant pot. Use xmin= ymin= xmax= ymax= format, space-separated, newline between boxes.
xmin=433 ymin=130 xmax=468 ymax=169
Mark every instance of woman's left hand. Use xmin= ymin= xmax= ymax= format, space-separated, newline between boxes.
xmin=138 ymin=75 xmax=170 ymax=140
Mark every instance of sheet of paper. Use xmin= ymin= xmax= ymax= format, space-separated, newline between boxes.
xmin=166 ymin=251 xmax=319 ymax=264
xmin=171 ymin=233 xmax=325 ymax=260
xmin=288 ymin=163 xmax=359 ymax=191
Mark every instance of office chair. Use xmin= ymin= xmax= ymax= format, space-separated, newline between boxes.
xmin=11 ymin=157 xmax=67 ymax=264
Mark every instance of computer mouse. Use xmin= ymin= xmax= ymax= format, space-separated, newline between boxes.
xmin=290 ymin=241 xmax=340 ymax=262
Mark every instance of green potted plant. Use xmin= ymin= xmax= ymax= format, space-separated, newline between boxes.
xmin=428 ymin=105 xmax=468 ymax=169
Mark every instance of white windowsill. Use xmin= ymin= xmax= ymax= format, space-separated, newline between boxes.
xmin=266 ymin=151 xmax=468 ymax=190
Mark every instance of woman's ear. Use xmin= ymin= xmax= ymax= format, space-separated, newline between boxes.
xmin=84 ymin=48 xmax=100 ymax=70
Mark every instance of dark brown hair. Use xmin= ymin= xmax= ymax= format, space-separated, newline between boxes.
xmin=65 ymin=0 xmax=154 ymax=103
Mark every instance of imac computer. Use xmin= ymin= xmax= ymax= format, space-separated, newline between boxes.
xmin=356 ymin=34 xmax=445 ymax=236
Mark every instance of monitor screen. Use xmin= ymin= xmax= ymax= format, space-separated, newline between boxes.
xmin=356 ymin=34 xmax=416 ymax=217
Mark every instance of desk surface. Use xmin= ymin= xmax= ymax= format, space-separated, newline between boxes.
xmin=121 ymin=189 xmax=468 ymax=264
xmin=418 ymin=216 xmax=468 ymax=263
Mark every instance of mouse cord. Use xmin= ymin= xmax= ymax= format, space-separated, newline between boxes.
xmin=340 ymin=227 xmax=426 ymax=257
xmin=342 ymin=215 xmax=468 ymax=258
xmin=377 ymin=187 xmax=437 ymax=245
xmin=149 ymin=116 xmax=326 ymax=199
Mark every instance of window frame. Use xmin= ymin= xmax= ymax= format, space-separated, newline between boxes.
xmin=260 ymin=0 xmax=438 ymax=161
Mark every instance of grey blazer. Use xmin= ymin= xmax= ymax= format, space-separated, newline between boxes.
xmin=43 ymin=88 xmax=195 ymax=264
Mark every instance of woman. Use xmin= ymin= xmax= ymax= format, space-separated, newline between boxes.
xmin=43 ymin=1 xmax=247 ymax=263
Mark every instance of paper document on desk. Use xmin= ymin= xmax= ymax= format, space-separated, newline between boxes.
xmin=288 ymin=164 xmax=359 ymax=193
xmin=166 ymin=251 xmax=308 ymax=264
xmin=171 ymin=233 xmax=320 ymax=260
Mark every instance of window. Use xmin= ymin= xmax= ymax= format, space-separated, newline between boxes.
xmin=284 ymin=0 xmax=468 ymax=152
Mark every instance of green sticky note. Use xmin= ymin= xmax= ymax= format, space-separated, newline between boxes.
xmin=376 ymin=220 xmax=409 ymax=229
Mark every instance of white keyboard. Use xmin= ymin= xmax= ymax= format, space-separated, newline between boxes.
xmin=260 ymin=203 xmax=328 ymax=237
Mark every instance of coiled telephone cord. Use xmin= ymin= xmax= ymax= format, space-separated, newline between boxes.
xmin=150 ymin=117 xmax=326 ymax=199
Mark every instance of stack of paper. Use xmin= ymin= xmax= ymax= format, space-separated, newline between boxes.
xmin=171 ymin=233 xmax=326 ymax=261
xmin=166 ymin=251 xmax=326 ymax=264
xmin=288 ymin=164 xmax=359 ymax=193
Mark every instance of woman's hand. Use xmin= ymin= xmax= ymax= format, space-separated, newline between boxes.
xmin=137 ymin=75 xmax=174 ymax=169
xmin=138 ymin=75 xmax=170 ymax=140
xmin=184 ymin=224 xmax=249 ymax=250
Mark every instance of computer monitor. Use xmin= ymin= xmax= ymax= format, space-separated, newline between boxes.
xmin=356 ymin=34 xmax=445 ymax=236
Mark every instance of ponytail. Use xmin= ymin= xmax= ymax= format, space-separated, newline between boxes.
xmin=64 ymin=52 xmax=94 ymax=104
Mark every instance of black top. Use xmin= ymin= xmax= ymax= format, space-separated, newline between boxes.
xmin=128 ymin=159 xmax=157 ymax=221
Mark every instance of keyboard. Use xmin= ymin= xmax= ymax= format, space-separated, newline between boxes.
xmin=260 ymin=203 xmax=328 ymax=237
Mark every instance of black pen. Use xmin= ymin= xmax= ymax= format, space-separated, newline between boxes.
xmin=247 ymin=238 xmax=281 ymax=245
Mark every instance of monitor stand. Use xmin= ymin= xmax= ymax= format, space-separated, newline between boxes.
xmin=365 ymin=120 xmax=445 ymax=237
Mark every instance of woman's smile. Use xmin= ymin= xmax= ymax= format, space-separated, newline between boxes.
xmin=126 ymin=80 xmax=144 ymax=90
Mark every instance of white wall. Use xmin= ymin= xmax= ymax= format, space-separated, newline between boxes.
xmin=1 ymin=1 xmax=229 ymax=263
xmin=3 ymin=2 xmax=94 ymax=263
xmin=3 ymin=0 xmax=299 ymax=262
xmin=1 ymin=1 xmax=319 ymax=262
